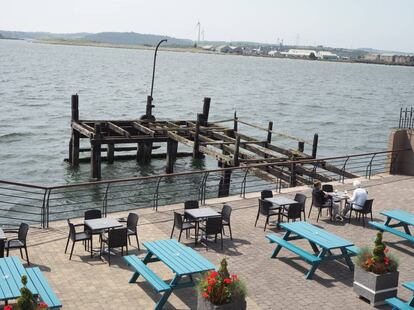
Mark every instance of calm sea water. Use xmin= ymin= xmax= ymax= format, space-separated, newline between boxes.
xmin=1 ymin=39 xmax=414 ymax=185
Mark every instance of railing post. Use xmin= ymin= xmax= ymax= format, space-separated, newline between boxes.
xmin=240 ymin=169 xmax=249 ymax=198
xmin=366 ymin=154 xmax=377 ymax=179
xmin=46 ymin=189 xmax=52 ymax=228
xmin=290 ymin=163 xmax=297 ymax=187
xmin=399 ymin=107 xmax=402 ymax=128
xmin=341 ymin=157 xmax=350 ymax=183
xmin=153 ymin=176 xmax=162 ymax=211
xmin=103 ymin=183 xmax=111 ymax=217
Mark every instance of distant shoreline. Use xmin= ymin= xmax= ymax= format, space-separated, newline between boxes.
xmin=21 ymin=39 xmax=413 ymax=68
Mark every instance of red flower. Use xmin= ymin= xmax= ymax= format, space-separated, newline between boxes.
xmin=384 ymin=247 xmax=389 ymax=254
xmin=202 ymin=292 xmax=209 ymax=298
xmin=4 ymin=305 xmax=13 ymax=310
xmin=231 ymin=274 xmax=238 ymax=280
xmin=39 ymin=301 xmax=48 ymax=308
xmin=207 ymin=285 xmax=213 ymax=293
xmin=209 ymin=271 xmax=219 ymax=278
xmin=384 ymin=256 xmax=390 ymax=265
xmin=223 ymin=278 xmax=232 ymax=284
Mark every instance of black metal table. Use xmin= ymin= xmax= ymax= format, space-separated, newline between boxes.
xmin=185 ymin=207 xmax=221 ymax=245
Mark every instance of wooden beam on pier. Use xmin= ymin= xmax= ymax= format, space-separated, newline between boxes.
xmin=132 ymin=121 xmax=155 ymax=137
xmin=72 ymin=122 xmax=94 ymax=138
xmin=107 ymin=122 xmax=131 ymax=138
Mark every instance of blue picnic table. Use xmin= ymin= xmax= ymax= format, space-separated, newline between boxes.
xmin=386 ymin=281 xmax=414 ymax=309
xmin=370 ymin=210 xmax=414 ymax=244
xmin=0 ymin=256 xmax=61 ymax=308
xmin=267 ymin=221 xmax=358 ymax=279
xmin=124 ymin=239 xmax=215 ymax=310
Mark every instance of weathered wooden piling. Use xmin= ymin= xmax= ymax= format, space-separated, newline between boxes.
xmin=107 ymin=144 xmax=114 ymax=164
xmin=91 ymin=123 xmax=102 ymax=179
xmin=218 ymin=169 xmax=232 ymax=197
xmin=267 ymin=121 xmax=273 ymax=144
xmin=166 ymin=139 xmax=178 ymax=173
xmin=233 ymin=111 xmax=238 ymax=132
xmin=298 ymin=141 xmax=305 ymax=153
xmin=193 ymin=114 xmax=203 ymax=158
xmin=201 ymin=97 xmax=211 ymax=126
xmin=137 ymin=142 xmax=153 ymax=164
xmin=312 ymin=133 xmax=319 ymax=158
xmin=70 ymin=94 xmax=80 ymax=167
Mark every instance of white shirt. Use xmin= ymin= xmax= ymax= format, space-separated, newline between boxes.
xmin=349 ymin=188 xmax=368 ymax=210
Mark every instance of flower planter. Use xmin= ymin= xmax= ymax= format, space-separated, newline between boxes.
xmin=353 ymin=265 xmax=399 ymax=306
xmin=197 ymin=294 xmax=246 ymax=310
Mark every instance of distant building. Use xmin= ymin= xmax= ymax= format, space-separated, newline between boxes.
xmin=316 ymin=51 xmax=339 ymax=60
xmin=268 ymin=50 xmax=279 ymax=56
xmin=363 ymin=53 xmax=380 ymax=61
xmin=363 ymin=53 xmax=414 ymax=65
xmin=394 ymin=55 xmax=414 ymax=64
xmin=215 ymin=45 xmax=243 ymax=54
xmin=380 ymin=54 xmax=396 ymax=63
xmin=281 ymin=49 xmax=317 ymax=58
xmin=201 ymin=45 xmax=214 ymax=51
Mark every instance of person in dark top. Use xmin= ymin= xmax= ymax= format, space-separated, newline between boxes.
xmin=312 ymin=180 xmax=341 ymax=220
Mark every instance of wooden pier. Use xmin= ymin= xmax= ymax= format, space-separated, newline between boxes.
xmin=68 ymin=94 xmax=358 ymax=194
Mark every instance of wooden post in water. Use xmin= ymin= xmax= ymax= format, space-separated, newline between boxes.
xmin=137 ymin=142 xmax=153 ymax=163
xmin=201 ymin=97 xmax=211 ymax=126
xmin=290 ymin=163 xmax=297 ymax=187
xmin=233 ymin=111 xmax=238 ymax=132
xmin=91 ymin=123 xmax=102 ymax=179
xmin=233 ymin=134 xmax=241 ymax=166
xmin=267 ymin=121 xmax=273 ymax=144
xmin=218 ymin=168 xmax=232 ymax=197
xmin=298 ymin=141 xmax=305 ymax=153
xmin=107 ymin=144 xmax=114 ymax=164
xmin=166 ymin=139 xmax=178 ymax=173
xmin=70 ymin=94 xmax=80 ymax=167
xmin=312 ymin=133 xmax=319 ymax=159
xmin=193 ymin=114 xmax=203 ymax=158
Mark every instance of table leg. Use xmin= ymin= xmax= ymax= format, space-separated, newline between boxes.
xmin=402 ymin=223 xmax=411 ymax=235
xmin=384 ymin=217 xmax=391 ymax=226
xmin=155 ymin=274 xmax=179 ymax=310
xmin=308 ymin=241 xmax=319 ymax=255
xmin=340 ymin=247 xmax=354 ymax=271
xmin=271 ymin=231 xmax=291 ymax=258
xmin=129 ymin=252 xmax=153 ymax=283
xmin=306 ymin=248 xmax=327 ymax=280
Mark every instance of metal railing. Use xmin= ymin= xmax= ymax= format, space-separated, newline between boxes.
xmin=0 ymin=149 xmax=409 ymax=228
xmin=399 ymin=107 xmax=413 ymax=129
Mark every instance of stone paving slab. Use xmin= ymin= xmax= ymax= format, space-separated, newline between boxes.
xmin=2 ymin=174 xmax=414 ymax=309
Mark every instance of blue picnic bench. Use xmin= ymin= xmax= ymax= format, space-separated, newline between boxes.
xmin=369 ymin=210 xmax=414 ymax=244
xmin=124 ymin=239 xmax=215 ymax=310
xmin=266 ymin=221 xmax=358 ymax=280
xmin=386 ymin=281 xmax=414 ymax=309
xmin=0 ymin=256 xmax=61 ymax=308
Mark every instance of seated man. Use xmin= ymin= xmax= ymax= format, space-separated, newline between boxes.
xmin=342 ymin=180 xmax=368 ymax=218
xmin=312 ymin=181 xmax=341 ymax=220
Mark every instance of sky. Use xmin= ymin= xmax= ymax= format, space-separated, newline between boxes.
xmin=2 ymin=0 xmax=414 ymax=52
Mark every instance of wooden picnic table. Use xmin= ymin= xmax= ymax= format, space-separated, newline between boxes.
xmin=369 ymin=210 xmax=414 ymax=244
xmin=124 ymin=239 xmax=215 ymax=309
xmin=386 ymin=280 xmax=414 ymax=308
xmin=267 ymin=221 xmax=358 ymax=279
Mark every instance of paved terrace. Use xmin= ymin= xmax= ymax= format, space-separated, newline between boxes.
xmin=3 ymin=174 xmax=414 ymax=309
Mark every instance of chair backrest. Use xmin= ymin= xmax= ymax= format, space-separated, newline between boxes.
xmin=221 ymin=204 xmax=232 ymax=222
xmin=363 ymin=199 xmax=374 ymax=213
xmin=311 ymin=190 xmax=324 ymax=208
xmin=184 ymin=200 xmax=199 ymax=210
xmin=126 ymin=213 xmax=139 ymax=232
xmin=294 ymin=193 xmax=307 ymax=206
xmin=259 ymin=199 xmax=272 ymax=216
xmin=173 ymin=212 xmax=183 ymax=229
xmin=261 ymin=190 xmax=273 ymax=200
xmin=67 ymin=219 xmax=76 ymax=240
xmin=108 ymin=228 xmax=128 ymax=248
xmin=84 ymin=209 xmax=102 ymax=220
xmin=287 ymin=203 xmax=302 ymax=220
xmin=205 ymin=217 xmax=222 ymax=235
xmin=322 ymin=184 xmax=334 ymax=193
xmin=18 ymin=223 xmax=29 ymax=242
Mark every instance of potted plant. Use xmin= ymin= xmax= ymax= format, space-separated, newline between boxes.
xmin=3 ymin=275 xmax=49 ymax=310
xmin=197 ymin=258 xmax=246 ymax=310
xmin=353 ymin=231 xmax=399 ymax=306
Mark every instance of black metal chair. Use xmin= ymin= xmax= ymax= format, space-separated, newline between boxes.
xmin=348 ymin=199 xmax=374 ymax=227
xmin=294 ymin=193 xmax=307 ymax=221
xmin=124 ymin=213 xmax=140 ymax=250
xmin=84 ymin=209 xmax=103 ymax=239
xmin=220 ymin=204 xmax=233 ymax=240
xmin=255 ymin=199 xmax=280 ymax=231
xmin=170 ymin=212 xmax=196 ymax=242
xmin=279 ymin=203 xmax=302 ymax=223
xmin=5 ymin=223 xmax=30 ymax=265
xmin=199 ymin=216 xmax=224 ymax=250
xmin=322 ymin=184 xmax=334 ymax=193
xmin=184 ymin=200 xmax=199 ymax=222
xmin=100 ymin=227 xmax=128 ymax=266
xmin=308 ymin=192 xmax=332 ymax=222
xmin=65 ymin=219 xmax=92 ymax=260
xmin=261 ymin=190 xmax=273 ymax=200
